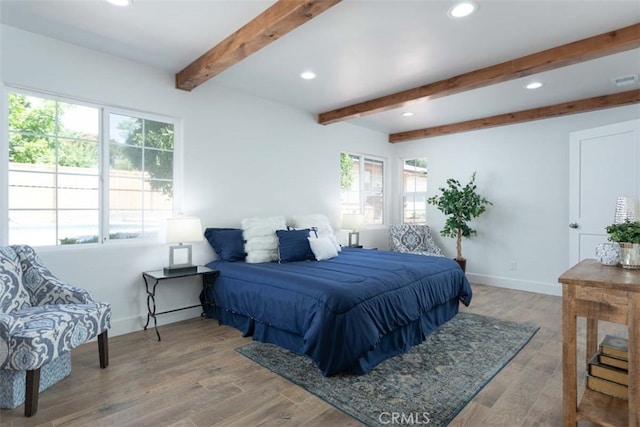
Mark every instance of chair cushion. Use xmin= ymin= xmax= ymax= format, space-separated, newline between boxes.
xmin=0 ymin=302 xmax=111 ymax=370
xmin=0 ymin=247 xmax=31 ymax=314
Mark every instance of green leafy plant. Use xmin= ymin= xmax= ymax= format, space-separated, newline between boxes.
xmin=340 ymin=153 xmax=354 ymax=190
xmin=427 ymin=172 xmax=492 ymax=260
xmin=605 ymin=220 xmax=640 ymax=244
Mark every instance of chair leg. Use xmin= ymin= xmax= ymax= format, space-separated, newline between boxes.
xmin=98 ymin=330 xmax=109 ymax=369
xmin=25 ymin=368 xmax=40 ymax=417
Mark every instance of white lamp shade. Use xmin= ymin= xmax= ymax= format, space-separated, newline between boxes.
xmin=164 ymin=217 xmax=203 ymax=244
xmin=342 ymin=214 xmax=365 ymax=231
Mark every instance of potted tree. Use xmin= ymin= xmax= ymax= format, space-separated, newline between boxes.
xmin=427 ymin=172 xmax=492 ymax=272
xmin=605 ymin=219 xmax=640 ymax=269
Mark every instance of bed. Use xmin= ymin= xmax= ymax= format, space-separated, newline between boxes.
xmin=203 ymin=246 xmax=472 ymax=376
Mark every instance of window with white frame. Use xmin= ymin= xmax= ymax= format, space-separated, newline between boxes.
xmin=340 ymin=152 xmax=384 ymax=225
xmin=6 ymin=90 xmax=176 ymax=246
xmin=402 ymin=158 xmax=428 ymax=224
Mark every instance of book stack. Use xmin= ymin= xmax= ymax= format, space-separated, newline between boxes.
xmin=586 ymin=335 xmax=629 ymax=400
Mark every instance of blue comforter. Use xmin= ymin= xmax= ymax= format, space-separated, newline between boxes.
xmin=206 ymin=248 xmax=472 ymax=375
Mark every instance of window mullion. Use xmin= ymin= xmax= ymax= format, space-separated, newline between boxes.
xmin=359 ymin=155 xmax=365 ymax=215
xmin=100 ymin=109 xmax=110 ymax=243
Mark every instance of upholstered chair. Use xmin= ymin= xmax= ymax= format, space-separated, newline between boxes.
xmin=0 ymin=245 xmax=111 ymax=416
xmin=388 ymin=224 xmax=445 ymax=257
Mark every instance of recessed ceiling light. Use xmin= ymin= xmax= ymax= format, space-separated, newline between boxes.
xmin=300 ymin=71 xmax=316 ymax=80
xmin=105 ymin=0 xmax=132 ymax=6
xmin=525 ymin=82 xmax=543 ymax=90
xmin=448 ymin=1 xmax=478 ymax=18
xmin=401 ymin=112 xmax=414 ymax=117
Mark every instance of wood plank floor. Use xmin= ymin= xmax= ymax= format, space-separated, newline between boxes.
xmin=0 ymin=284 xmax=627 ymax=427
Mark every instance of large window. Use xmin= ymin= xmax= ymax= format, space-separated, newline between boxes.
xmin=6 ymin=90 xmax=176 ymax=246
xmin=340 ymin=153 xmax=384 ymax=225
xmin=402 ymin=158 xmax=428 ymax=224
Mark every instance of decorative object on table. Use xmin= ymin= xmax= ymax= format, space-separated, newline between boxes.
xmin=587 ymin=335 xmax=629 ymax=400
xmin=427 ymin=172 xmax=492 ymax=272
xmin=605 ymin=219 xmax=640 ymax=269
xmin=586 ymin=373 xmax=629 ymax=400
xmin=162 ymin=216 xmax=203 ymax=275
xmin=589 ymin=354 xmax=628 ymax=386
xmin=0 ymin=245 xmax=111 ymax=416
xmin=341 ymin=213 xmax=365 ymax=247
xmin=595 ymin=242 xmax=620 ymax=266
xmin=237 ymin=312 xmax=538 ymax=427
xmin=600 ymin=335 xmax=629 ymax=360
xmin=614 ymin=196 xmax=638 ymax=224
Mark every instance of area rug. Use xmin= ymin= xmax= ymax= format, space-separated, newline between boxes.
xmin=236 ymin=312 xmax=539 ymax=426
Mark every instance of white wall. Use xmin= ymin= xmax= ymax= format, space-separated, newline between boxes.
xmin=1 ymin=25 xmax=392 ymax=336
xmin=2 ymin=25 xmax=639 ymax=336
xmin=393 ymin=104 xmax=640 ymax=295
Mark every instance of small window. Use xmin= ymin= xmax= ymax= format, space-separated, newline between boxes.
xmin=340 ymin=153 xmax=384 ymax=225
xmin=402 ymin=158 xmax=428 ymax=224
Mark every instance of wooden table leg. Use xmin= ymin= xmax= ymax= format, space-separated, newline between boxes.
xmin=586 ymin=318 xmax=598 ymax=367
xmin=563 ymin=285 xmax=578 ymax=427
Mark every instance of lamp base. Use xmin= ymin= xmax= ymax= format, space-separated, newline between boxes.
xmin=348 ymin=231 xmax=360 ymax=247
xmin=163 ymin=265 xmax=198 ymax=275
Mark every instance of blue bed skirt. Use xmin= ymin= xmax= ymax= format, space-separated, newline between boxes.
xmin=216 ymin=298 xmax=459 ymax=375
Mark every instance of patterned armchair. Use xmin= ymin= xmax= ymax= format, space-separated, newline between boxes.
xmin=0 ymin=245 xmax=111 ymax=416
xmin=388 ymin=224 xmax=445 ymax=257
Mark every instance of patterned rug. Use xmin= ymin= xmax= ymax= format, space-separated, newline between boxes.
xmin=236 ymin=312 xmax=539 ymax=426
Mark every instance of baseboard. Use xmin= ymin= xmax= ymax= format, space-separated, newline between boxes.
xmin=465 ymin=273 xmax=562 ymax=297
xmin=109 ymin=307 xmax=203 ymax=337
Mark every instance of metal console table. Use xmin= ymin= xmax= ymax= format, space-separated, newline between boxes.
xmin=142 ymin=266 xmax=219 ymax=341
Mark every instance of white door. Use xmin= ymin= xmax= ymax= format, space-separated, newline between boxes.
xmin=569 ymin=119 xmax=640 ymax=265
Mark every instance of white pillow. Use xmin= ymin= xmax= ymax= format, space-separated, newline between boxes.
xmin=308 ymin=236 xmax=338 ymax=261
xmin=292 ymin=214 xmax=341 ymax=252
xmin=241 ymin=216 xmax=286 ymax=263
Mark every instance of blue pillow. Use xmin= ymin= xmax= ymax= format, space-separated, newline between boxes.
xmin=276 ymin=229 xmax=315 ymax=263
xmin=204 ymin=228 xmax=246 ymax=262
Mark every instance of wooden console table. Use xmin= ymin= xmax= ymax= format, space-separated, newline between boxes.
xmin=559 ymin=259 xmax=639 ymax=427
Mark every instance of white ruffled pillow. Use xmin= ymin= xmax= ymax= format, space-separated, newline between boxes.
xmin=308 ymin=236 xmax=338 ymax=261
xmin=241 ymin=216 xmax=286 ymax=263
xmin=291 ymin=214 xmax=341 ymax=252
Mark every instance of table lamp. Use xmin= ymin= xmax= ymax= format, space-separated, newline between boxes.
xmin=342 ymin=213 xmax=365 ymax=247
xmin=163 ymin=216 xmax=202 ymax=275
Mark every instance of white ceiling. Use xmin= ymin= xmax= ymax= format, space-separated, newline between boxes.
xmin=2 ymin=0 xmax=639 ymax=136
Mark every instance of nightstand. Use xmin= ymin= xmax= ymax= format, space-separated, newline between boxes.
xmin=142 ymin=266 xmax=219 ymax=341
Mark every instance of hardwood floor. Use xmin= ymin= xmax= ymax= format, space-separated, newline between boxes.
xmin=0 ymin=284 xmax=627 ymax=427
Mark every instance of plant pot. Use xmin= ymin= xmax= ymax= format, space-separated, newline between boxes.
xmin=619 ymin=242 xmax=640 ymax=269
xmin=595 ymin=242 xmax=620 ymax=266
xmin=455 ymin=258 xmax=466 ymax=272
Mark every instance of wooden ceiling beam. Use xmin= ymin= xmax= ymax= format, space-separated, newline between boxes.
xmin=176 ymin=0 xmax=342 ymax=91
xmin=388 ymin=90 xmax=640 ymax=143
xmin=319 ymin=23 xmax=640 ymax=125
